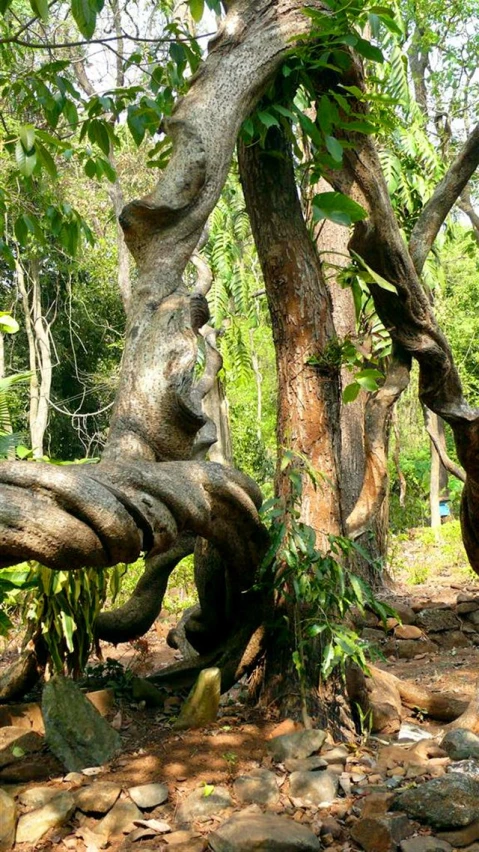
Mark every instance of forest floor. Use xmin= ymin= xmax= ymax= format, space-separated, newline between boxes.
xmin=1 ymin=522 xmax=479 ymax=852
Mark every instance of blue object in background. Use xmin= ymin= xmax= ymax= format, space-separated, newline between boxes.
xmin=439 ymin=500 xmax=450 ymax=518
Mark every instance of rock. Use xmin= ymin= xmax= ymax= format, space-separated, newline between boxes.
xmin=441 ymin=729 xmax=479 ymax=761
xmin=19 ymin=786 xmax=61 ymax=809
xmin=94 ymin=799 xmax=142 ymax=838
xmin=0 ymin=726 xmax=44 ymax=768
xmin=447 ymin=759 xmax=479 ymax=778
xmin=466 ymin=611 xmax=479 ymax=626
xmin=284 ymin=757 xmax=328 ymax=773
xmin=128 ymin=782 xmax=168 ymax=808
xmin=42 ymin=675 xmax=121 ymax=772
xmin=268 ymin=729 xmax=327 ymax=762
xmin=359 ymin=792 xmax=395 ymax=817
xmin=75 ymin=781 xmax=122 ymax=813
xmin=233 ymin=769 xmax=279 ymax=805
xmin=131 ymin=677 xmax=165 ymax=708
xmin=0 ymin=753 xmax=63 ymax=783
xmin=429 ymin=631 xmax=470 ymax=650
xmin=394 ymin=775 xmax=479 ymax=828
xmin=321 ymin=745 xmax=349 ymax=763
xmin=268 ymin=719 xmax=303 ymax=739
xmin=209 ymin=813 xmax=320 ymax=851
xmin=15 ymin=791 xmax=75 ymax=844
xmin=393 ymin=603 xmax=417 ymax=625
xmin=384 ymin=638 xmax=438 ymax=660
xmin=456 ymin=602 xmax=479 ymax=615
xmin=351 ymin=814 xmax=416 ymax=852
xmin=289 ymin=769 xmax=338 ymax=805
xmin=365 ymin=671 xmax=402 ymax=734
xmin=400 ymin=838 xmax=453 ymax=852
xmin=0 ymin=788 xmax=15 ymax=851
xmin=394 ymin=625 xmax=423 ymax=640
xmin=173 ymin=668 xmax=221 ymax=730
xmin=176 ymin=786 xmax=233 ymax=824
xmin=0 ymin=702 xmax=44 ymax=733
xmin=437 ymin=819 xmax=479 ymax=847
xmin=86 ymin=688 xmax=116 ymax=716
xmin=416 ymin=609 xmax=460 ymax=632
xmin=362 ymin=628 xmax=386 ymax=644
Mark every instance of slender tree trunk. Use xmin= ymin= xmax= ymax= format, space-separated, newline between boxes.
xmin=239 ymin=130 xmax=343 ymax=546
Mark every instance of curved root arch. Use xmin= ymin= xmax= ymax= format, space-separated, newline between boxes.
xmin=0 ymin=460 xmax=267 ymax=585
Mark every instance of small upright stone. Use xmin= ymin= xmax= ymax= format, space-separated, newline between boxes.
xmin=268 ymin=729 xmax=327 ymax=762
xmin=0 ymin=789 xmax=16 ymax=852
xmin=42 ymin=675 xmax=121 ymax=772
xmin=173 ymin=667 xmax=221 ymax=730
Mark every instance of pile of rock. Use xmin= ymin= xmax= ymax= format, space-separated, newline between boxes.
xmin=356 ymin=593 xmax=479 ymax=660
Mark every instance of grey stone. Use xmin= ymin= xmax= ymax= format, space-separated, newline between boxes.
xmin=268 ymin=729 xmax=327 ymax=762
xmin=131 ymin=677 xmax=165 ymax=708
xmin=447 ymin=759 xmax=479 ymax=778
xmin=42 ymin=675 xmax=121 ymax=772
xmin=15 ymin=791 xmax=75 ymax=844
xmin=128 ymin=782 xmax=168 ymax=809
xmin=362 ymin=628 xmax=386 ymax=643
xmin=75 ymin=781 xmax=122 ymax=813
xmin=437 ymin=819 xmax=479 ymax=847
xmin=0 ymin=788 xmax=15 ymax=852
xmin=173 ymin=667 xmax=221 ymax=730
xmin=441 ymin=729 xmax=479 ymax=761
xmin=94 ymin=799 xmax=142 ymax=838
xmin=209 ymin=813 xmax=320 ymax=851
xmin=0 ymin=726 xmax=44 ymax=768
xmin=394 ymin=774 xmax=479 ymax=828
xmin=284 ymin=756 xmax=328 ymax=773
xmin=429 ymin=631 xmax=470 ymax=650
xmin=19 ymin=786 xmax=60 ymax=810
xmin=416 ymin=608 xmax=460 ymax=632
xmin=384 ymin=638 xmax=438 ymax=660
xmin=176 ymin=785 xmax=232 ymax=824
xmin=456 ymin=602 xmax=479 ymax=615
xmin=289 ymin=769 xmax=338 ymax=805
xmin=400 ymin=838 xmax=453 ymax=852
xmin=233 ymin=769 xmax=279 ymax=805
xmin=467 ymin=611 xmax=479 ymax=626
xmin=321 ymin=745 xmax=349 ymax=764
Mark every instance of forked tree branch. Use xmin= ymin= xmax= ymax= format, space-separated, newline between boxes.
xmin=409 ymin=123 xmax=479 ymax=273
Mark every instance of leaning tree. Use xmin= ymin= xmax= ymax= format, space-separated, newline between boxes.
xmin=1 ymin=0 xmax=479 ymax=721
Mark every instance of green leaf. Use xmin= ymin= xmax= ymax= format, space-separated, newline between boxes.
xmin=19 ymin=125 xmax=35 ymax=152
xmin=30 ymin=0 xmax=48 ymax=20
xmin=36 ymin=143 xmax=57 ymax=178
xmin=71 ymin=0 xmax=98 ymax=39
xmin=312 ymin=192 xmax=367 ymax=227
xmin=15 ymin=141 xmax=36 ymax=177
xmin=170 ymin=42 xmax=186 ymax=65
xmin=257 ymin=110 xmax=279 ymax=129
xmin=189 ymin=0 xmax=204 ymax=21
xmin=88 ymin=120 xmax=111 ymax=156
xmin=354 ymin=37 xmax=384 ymax=63
xmin=325 ymin=134 xmax=343 ymax=163
xmin=342 ymin=382 xmax=361 ymax=403
xmin=202 ymin=783 xmax=215 ymax=797
xmin=0 ymin=313 xmax=19 ymax=334
xmin=351 ymin=251 xmax=398 ymax=293
xmin=11 ymin=746 xmax=25 ymax=757
xmin=84 ymin=158 xmax=98 ymax=179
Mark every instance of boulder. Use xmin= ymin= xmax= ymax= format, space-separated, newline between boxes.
xmin=351 ymin=814 xmax=415 ymax=852
xmin=176 ymin=786 xmax=233 ymax=825
xmin=416 ymin=609 xmax=460 ymax=632
xmin=209 ymin=813 xmax=320 ymax=851
xmin=128 ymin=782 xmax=168 ymax=808
xmin=268 ymin=729 xmax=327 ymax=762
xmin=42 ymin=675 xmax=121 ymax=772
xmin=441 ymin=729 xmax=479 ymax=761
xmin=394 ymin=774 xmax=479 ymax=828
xmin=233 ymin=769 xmax=279 ymax=805
xmin=400 ymin=838 xmax=452 ymax=852
xmin=289 ymin=769 xmax=338 ymax=805
xmin=436 ymin=819 xmax=479 ymax=847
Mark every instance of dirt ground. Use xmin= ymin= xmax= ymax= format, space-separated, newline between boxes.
xmin=1 ymin=556 xmax=479 ymax=852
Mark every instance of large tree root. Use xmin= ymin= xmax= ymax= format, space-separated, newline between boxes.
xmin=95 ymin=533 xmax=195 ymax=644
xmin=347 ymin=664 xmax=469 ymax=733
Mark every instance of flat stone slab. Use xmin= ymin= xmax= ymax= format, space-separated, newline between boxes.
xmin=0 ymin=727 xmax=44 ymax=768
xmin=176 ymin=786 xmax=232 ymax=824
xmin=209 ymin=813 xmax=320 ymax=851
xmin=75 ymin=781 xmax=122 ymax=814
xmin=233 ymin=769 xmax=279 ymax=805
xmin=15 ymin=791 xmax=75 ymax=844
xmin=19 ymin=786 xmax=61 ymax=810
xmin=128 ymin=782 xmax=168 ymax=809
xmin=289 ymin=769 xmax=338 ymax=806
xmin=94 ymin=799 xmax=143 ymax=839
xmin=268 ymin=730 xmax=326 ymax=762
